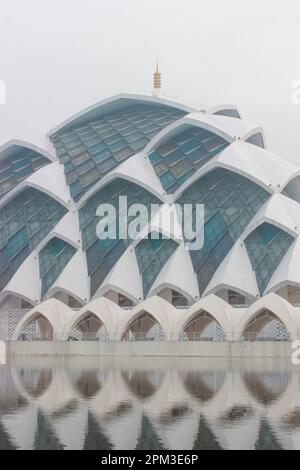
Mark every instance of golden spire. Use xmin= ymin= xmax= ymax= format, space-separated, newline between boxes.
xmin=153 ymin=58 xmax=161 ymax=90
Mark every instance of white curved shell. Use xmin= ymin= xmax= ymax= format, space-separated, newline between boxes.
xmin=2 ymin=92 xmax=300 ymax=342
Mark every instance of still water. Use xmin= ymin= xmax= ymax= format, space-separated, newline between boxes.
xmin=0 ymin=356 xmax=300 ymax=450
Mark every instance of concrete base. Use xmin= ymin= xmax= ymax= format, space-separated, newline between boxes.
xmin=6 ymin=340 xmax=294 ymax=358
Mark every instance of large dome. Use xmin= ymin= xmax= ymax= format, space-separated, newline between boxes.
xmin=1 ymin=93 xmax=300 ymax=343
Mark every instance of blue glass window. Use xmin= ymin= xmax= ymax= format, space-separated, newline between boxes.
xmin=177 ymin=168 xmax=270 ymax=294
xmin=0 ymin=188 xmax=67 ymax=292
xmin=245 ymin=223 xmax=294 ymax=294
xmin=135 ymin=233 xmax=178 ymax=297
xmin=79 ymin=178 xmax=162 ymax=297
xmin=51 ymin=104 xmax=186 ymax=201
xmin=39 ymin=237 xmax=77 ymax=297
xmin=0 ymin=148 xmax=50 ymax=199
xmin=148 ymin=125 xmax=230 ymax=193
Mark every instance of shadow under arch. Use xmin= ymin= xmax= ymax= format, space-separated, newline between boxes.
xmin=181 ymin=311 xmax=227 ymax=342
xmin=121 ymin=310 xmax=166 ymax=342
xmin=68 ymin=311 xmax=110 ymax=341
xmin=241 ymin=309 xmax=290 ymax=342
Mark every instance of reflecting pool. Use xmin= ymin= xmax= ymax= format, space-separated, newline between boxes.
xmin=0 ymin=356 xmax=300 ymax=450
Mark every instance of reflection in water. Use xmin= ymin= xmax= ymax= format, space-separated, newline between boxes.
xmin=244 ymin=371 xmax=291 ymax=406
xmin=73 ymin=370 xmax=102 ymax=399
xmin=183 ymin=371 xmax=225 ymax=402
xmin=1 ymin=357 xmax=300 ymax=450
xmin=219 ymin=405 xmax=254 ymax=423
xmin=122 ymin=370 xmax=162 ymax=399
xmin=19 ymin=369 xmax=53 ymax=399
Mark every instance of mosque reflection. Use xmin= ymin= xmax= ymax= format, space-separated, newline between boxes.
xmin=0 ymin=357 xmax=300 ymax=450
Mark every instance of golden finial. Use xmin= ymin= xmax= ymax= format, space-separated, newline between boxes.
xmin=153 ymin=58 xmax=161 ymax=90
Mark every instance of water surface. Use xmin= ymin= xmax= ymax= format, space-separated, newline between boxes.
xmin=0 ymin=356 xmax=299 ymax=450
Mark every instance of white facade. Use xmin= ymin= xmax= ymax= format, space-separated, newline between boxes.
xmin=1 ymin=92 xmax=300 ymax=343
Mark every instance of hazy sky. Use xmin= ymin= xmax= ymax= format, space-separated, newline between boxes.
xmin=0 ymin=0 xmax=299 ymax=163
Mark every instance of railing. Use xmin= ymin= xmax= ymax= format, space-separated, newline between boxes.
xmin=184 ymin=332 xmax=221 ymax=342
xmin=123 ymin=332 xmax=166 ymax=342
xmin=232 ymin=304 xmax=251 ymax=309
xmin=11 ymin=331 xmax=295 ymax=342
xmin=68 ymin=332 xmax=110 ymax=342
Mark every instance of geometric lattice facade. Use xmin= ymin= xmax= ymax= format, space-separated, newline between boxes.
xmin=149 ymin=125 xmax=230 ymax=193
xmin=245 ymin=223 xmax=294 ymax=295
xmin=0 ymin=147 xmax=50 ymax=199
xmin=79 ymin=178 xmax=162 ymax=297
xmin=0 ymin=188 xmax=67 ymax=292
xmin=177 ymin=168 xmax=270 ymax=294
xmin=50 ymin=104 xmax=186 ymax=201
xmin=1 ymin=91 xmax=300 ymax=343
xmin=135 ymin=233 xmax=178 ymax=297
xmin=39 ymin=237 xmax=77 ymax=297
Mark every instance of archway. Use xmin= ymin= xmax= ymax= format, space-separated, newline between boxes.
xmin=68 ymin=312 xmax=109 ymax=341
xmin=17 ymin=313 xmax=54 ymax=341
xmin=181 ymin=311 xmax=226 ymax=342
xmin=241 ymin=310 xmax=290 ymax=342
xmin=122 ymin=311 xmax=166 ymax=342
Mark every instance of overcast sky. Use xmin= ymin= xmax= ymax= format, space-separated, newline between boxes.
xmin=0 ymin=0 xmax=299 ymax=163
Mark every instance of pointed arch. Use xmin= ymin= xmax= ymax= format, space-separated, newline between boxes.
xmin=14 ymin=312 xmax=54 ymax=341
xmin=67 ymin=309 xmax=112 ymax=341
xmin=117 ymin=296 xmax=176 ymax=341
xmin=176 ymin=295 xmax=233 ymax=341
xmin=235 ymin=293 xmax=298 ymax=341
xmin=12 ymin=298 xmax=72 ymax=341
xmin=68 ymin=311 xmax=109 ymax=341
xmin=181 ymin=311 xmax=226 ymax=342
xmin=241 ymin=310 xmax=290 ymax=342
xmin=120 ymin=310 xmax=167 ymax=342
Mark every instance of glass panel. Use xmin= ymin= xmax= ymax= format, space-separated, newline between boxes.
xmin=149 ymin=125 xmax=230 ymax=194
xmin=177 ymin=168 xmax=271 ymax=294
xmin=0 ymin=188 xmax=67 ymax=291
xmin=51 ymin=104 xmax=186 ymax=201
xmin=245 ymin=223 xmax=294 ymax=294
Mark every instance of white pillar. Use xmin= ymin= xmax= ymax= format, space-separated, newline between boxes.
xmin=0 ymin=341 xmax=6 ymax=365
